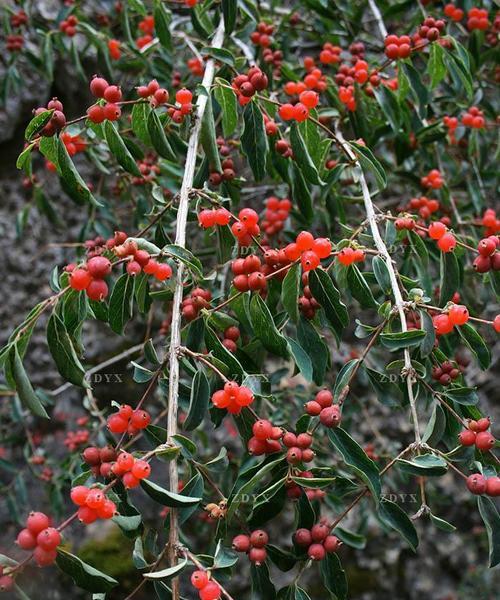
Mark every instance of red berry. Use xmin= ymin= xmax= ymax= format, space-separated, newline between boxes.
xmin=476 ymin=417 xmax=491 ymax=432
xmin=103 ymin=85 xmax=122 ymax=103
xmin=279 ymin=103 xmax=295 ymax=121
xmin=315 ymin=389 xmax=333 ymax=408
xmin=466 ymin=474 xmax=487 ymax=495
xmin=232 ymin=534 xmax=251 ymax=552
xmin=308 ymin=543 xmax=326 ymax=561
xmin=176 ymin=88 xmax=193 ymax=104
xmin=90 ymin=76 xmax=109 ymax=98
xmin=0 ymin=576 xmax=14 ymax=591
xmin=36 ymin=527 xmax=61 ymax=550
xmin=96 ymin=499 xmax=117 ymax=519
xmin=475 ymin=431 xmax=495 ymax=451
xmin=117 ymin=451 xmax=135 ymax=471
xmin=319 ymin=405 xmax=341 ymax=428
xmin=312 ymin=238 xmax=331 ymax=259
xmin=437 ymin=233 xmax=456 ymax=253
xmin=323 ymin=535 xmax=340 ymax=553
xmin=107 ymin=414 xmax=129 ymax=434
xmin=250 ymin=530 xmax=269 ymax=548
xmin=191 ymin=570 xmax=209 ymax=590
xmin=87 ymin=104 xmax=105 ymax=124
xmin=26 ymin=512 xmax=50 ymax=535
xmin=69 ymin=268 xmax=91 ymax=291
xmin=299 ymin=90 xmax=319 ymax=108
xmin=282 ymin=432 xmax=297 ymax=447
xmin=311 ymin=523 xmax=329 ymax=542
xmin=82 ymin=446 xmax=101 ymax=465
xmin=294 ymin=528 xmax=312 ymax=546
xmin=433 ymin=314 xmax=454 ymax=335
xmin=86 ymin=279 xmax=108 ymax=301
xmin=130 ymin=409 xmax=151 ymax=429
xmin=33 ymin=546 xmax=57 ymax=567
xmin=123 ymin=472 xmax=141 ymax=488
xmin=78 ymin=506 xmax=98 ymax=524
xmin=286 ymin=447 xmax=303 ymax=464
xmin=16 ymin=528 xmax=37 ymax=550
xmin=486 ymin=476 xmax=500 ymax=497
xmin=131 ymin=460 xmax=151 ymax=480
xmin=103 ymin=103 xmax=121 ymax=121
xmin=87 ymin=256 xmax=111 ymax=278
xmin=200 ymin=581 xmax=221 ymax=600
xmin=248 ymin=547 xmax=267 ymax=565
xmin=458 ymin=430 xmax=476 ymax=446
xmin=305 ymin=400 xmax=322 ymax=416
xmin=252 ymin=419 xmax=273 ymax=440
xmin=70 ymin=485 xmax=89 ymax=506
xmin=85 ymin=488 xmax=105 ymax=509
xmin=478 ymin=237 xmax=496 ymax=257
xmin=296 ymin=231 xmax=315 ymax=251
xmin=428 ymin=222 xmax=447 ymax=240
xmin=296 ymin=433 xmax=312 ymax=449
xmin=155 ymin=263 xmax=173 ymax=281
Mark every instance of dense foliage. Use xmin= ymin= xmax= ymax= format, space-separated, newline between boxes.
xmin=1 ymin=0 xmax=499 ymax=598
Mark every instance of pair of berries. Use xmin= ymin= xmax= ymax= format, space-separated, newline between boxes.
xmin=70 ymin=486 xmax=117 ymax=523
xmin=395 ymin=217 xmax=417 ymax=231
xmin=87 ymin=76 xmax=124 ymax=123
xmin=459 ymin=418 xmax=496 ymax=452
xmin=294 ymin=521 xmax=341 ymax=561
xmin=467 ymin=8 xmax=490 ymax=31
xmin=283 ymin=431 xmax=314 ymax=465
xmin=481 ymin=209 xmax=500 ymax=236
xmin=263 ymin=114 xmax=279 ymax=136
xmin=261 ymin=196 xmax=291 ymax=236
xmin=444 ymin=3 xmax=464 ymax=22
xmin=338 ymin=85 xmax=356 ymax=111
xmin=232 ymin=255 xmax=267 ymax=292
xmin=232 ymin=66 xmax=269 ymax=106
xmin=433 ymin=304 xmax=470 ymax=335
xmin=284 ymin=231 xmax=332 ymax=272
xmin=190 ymin=571 xmax=221 ymax=600
xmin=136 ymin=78 xmax=169 ymax=108
xmin=418 ymin=17 xmax=445 ymax=41
xmin=431 ymin=361 xmax=461 ymax=386
xmin=421 ymin=169 xmax=444 ymax=189
xmin=34 ymin=97 xmax=66 ymax=137
xmin=462 ymin=106 xmax=485 ymax=129
xmin=108 ymin=39 xmax=121 ymax=60
xmin=231 ymin=208 xmax=260 ymax=247
xmin=221 ymin=326 xmax=240 ymax=353
xmin=279 ymin=90 xmax=320 ymax=122
xmin=198 ymin=207 xmax=231 ymax=229
xmin=82 ymin=445 xmax=117 ymax=479
xmin=188 ymin=57 xmax=204 ymax=76
xmin=107 ymin=404 xmax=151 ymax=435
xmin=305 ymin=390 xmax=342 ymax=428
xmin=182 ymin=287 xmax=212 ymax=321
xmin=247 ymin=419 xmax=283 ymax=456
xmin=69 ymin=256 xmax=112 ymax=301
xmin=16 ymin=512 xmax=61 ymax=567
xmin=337 ymin=246 xmax=366 ymax=266
xmin=319 ymin=42 xmax=342 ymax=65
xmin=211 ymin=382 xmax=254 ymax=415
xmin=167 ymin=88 xmax=194 ymax=123
xmin=286 ymin=472 xmax=326 ymax=501
xmin=275 ymin=138 xmax=293 ymax=158
xmin=384 ymin=35 xmax=411 ymax=60
xmin=60 ymin=15 xmax=78 ymax=37
xmin=110 ymin=451 xmax=152 ymax=488
xmin=261 ymin=248 xmax=292 ymax=279
xmin=299 ymin=273 xmax=321 ymax=319
xmin=250 ymin=21 xmax=274 ymax=47
xmin=427 ymin=222 xmax=457 ymax=253
xmin=466 ymin=474 xmax=500 ymax=496
xmin=232 ymin=530 xmax=269 ymax=565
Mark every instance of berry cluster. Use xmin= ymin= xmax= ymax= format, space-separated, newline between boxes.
xmin=294 ymin=521 xmax=341 ymax=561
xmin=284 ymin=231 xmax=331 ymax=271
xmin=418 ymin=17 xmax=445 ymax=41
xmin=262 ymin=47 xmax=283 ymax=77
xmin=338 ymin=85 xmax=356 ymax=111
xmin=283 ymin=431 xmax=314 ymax=465
xmin=211 ymin=381 xmax=254 ymax=415
xmin=286 ymin=471 xmax=326 ymax=501
xmin=467 ymin=8 xmax=490 ymax=31
xmin=299 ymin=271 xmax=321 ymax=320
xmin=168 ymin=88 xmax=194 ymax=124
xmin=107 ymin=404 xmax=151 ymax=434
xmin=70 ymin=486 xmax=117 ymax=524
xmin=187 ymin=57 xmax=204 ymax=76
xmin=279 ymin=90 xmax=319 ymax=122
xmin=221 ymin=326 xmax=240 ymax=353
xmin=473 ymin=235 xmax=499 ymax=273
xmin=444 ymin=3 xmax=464 ymax=22
xmin=6 ymin=34 xmax=24 ymax=51
xmin=34 ymin=98 xmax=66 ymax=137
xmin=204 ymin=500 xmax=227 ymax=520
xmin=232 ymin=530 xmax=269 ymax=565
xmin=198 ymin=207 xmax=231 ymax=228
xmin=16 ymin=512 xmax=61 ymax=567
xmin=60 ymin=15 xmax=78 ymax=37
xmin=10 ymin=10 xmax=28 ymax=28
xmin=190 ymin=571 xmax=221 ymax=600
xmin=406 ymin=196 xmax=441 ymax=220
xmin=108 ymin=38 xmax=121 ymax=60
xmin=431 ymin=361 xmax=461 ymax=386
xmin=69 ymin=256 xmax=112 ymax=301
xmin=110 ymin=451 xmax=152 ymax=488
xmin=337 ymin=246 xmax=366 ymax=266
xmin=433 ymin=304 xmax=470 ymax=335
xmin=63 ymin=429 xmax=90 ymax=451
xmin=231 ymin=208 xmax=260 ymax=246
xmin=260 ymin=248 xmax=292 ymax=279
xmin=209 ymin=138 xmax=236 ymax=184
xmin=302 ymin=60 xmax=328 ymax=92
xmin=443 ymin=115 xmax=459 ymax=144
xmin=117 ymin=241 xmax=172 ymax=280
xmin=231 ymin=66 xmax=269 ymax=106
xmin=384 ymin=35 xmax=412 ymax=60
xmin=466 ymin=473 xmax=500 ymax=497
xmin=459 ymin=418 xmax=496 ymax=452
xmin=319 ymin=42 xmax=342 ymax=64
xmin=231 ymin=255 xmax=267 ymax=292
xmin=462 ymin=106 xmax=485 ymax=129
xmin=133 ymin=153 xmax=161 ymax=185
xmin=395 ymin=216 xmax=417 ymax=231
xmin=481 ymin=209 xmax=500 ymax=236
xmin=305 ymin=390 xmax=342 ymax=428
xmin=250 ymin=21 xmax=274 ymax=47
xmin=136 ymin=14 xmax=154 ymax=47
xmin=82 ymin=445 xmax=117 ymax=479
xmin=427 ymin=222 xmax=457 ymax=253
xmin=136 ymin=78 xmax=170 ymax=108
xmin=247 ymin=419 xmax=283 ymax=456
xmin=87 ymin=76 xmax=123 ymax=123
xmin=261 ymin=196 xmax=291 ymax=237
xmin=181 ymin=287 xmax=212 ymax=321
xmin=420 ymin=169 xmax=444 ymax=189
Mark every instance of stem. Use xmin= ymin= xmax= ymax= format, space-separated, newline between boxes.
xmin=367 ymin=0 xmax=388 ymax=38
xmin=165 ymin=18 xmax=225 ymax=600
xmin=180 ymin=549 xmax=236 ymax=600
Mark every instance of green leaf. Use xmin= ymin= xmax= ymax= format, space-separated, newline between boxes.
xmin=184 ymin=369 xmax=210 ymax=430
xmin=47 ymin=313 xmax=87 ymax=387
xmin=25 ymin=109 xmax=53 ymax=141
xmin=140 ymin=479 xmax=202 ymax=507
xmin=309 ymin=269 xmax=348 ymax=339
xmin=241 ymin=101 xmax=268 ymax=181
xmin=350 ymin=142 xmax=386 ymax=190
xmin=56 ymin=548 xmax=118 ymax=593
xmin=380 ymin=330 xmax=426 ymax=350
xmin=200 ymin=95 xmax=222 ymax=171
xmin=281 ymin=263 xmax=300 ymax=323
xmin=104 ymin=121 xmax=142 ymax=176
xmin=108 ymin=274 xmax=134 ymax=334
xmin=428 ymin=42 xmax=446 ymax=88
xmin=290 ymin=122 xmax=323 ymax=185
xmin=204 ymin=325 xmax=244 ymax=377
xmin=131 ymin=102 xmax=152 ymax=145
xmin=144 ymin=557 xmax=187 ymax=580
xmin=287 ymin=338 xmax=313 ymax=382
xmin=147 ymin=109 xmax=176 ymax=160
xmin=221 ymin=0 xmax=237 ymax=34
xmin=443 ymin=49 xmax=473 ymax=100
xmin=162 ymin=244 xmax=203 ymax=279
xmin=419 ymin=310 xmax=436 ymax=358
xmin=429 ymin=512 xmax=456 ymax=533
xmin=251 ymin=562 xmax=276 ymax=600
xmin=372 ymin=255 xmax=392 ymax=295
xmin=319 ymin=553 xmax=348 ymax=599
xmin=249 ymin=294 xmax=289 ymax=358
xmin=457 ymin=323 xmax=491 ymax=370
xmin=439 ymin=251 xmax=460 ymax=304
xmin=328 ymin=428 xmax=381 ymax=502
xmin=442 ymin=386 xmax=478 ymax=405
xmin=7 ymin=346 xmax=49 ymax=418
xmin=477 ymin=496 xmax=500 ymax=567
xmin=401 ymin=62 xmax=428 ymax=120
xmin=153 ymin=0 xmax=172 ymax=49
xmin=214 ymin=78 xmax=237 ymax=138
xmin=202 ymin=46 xmax=235 ymax=67
xmin=397 ymin=453 xmax=447 ymax=477
xmin=291 ymin=476 xmax=335 ymax=489
xmin=16 ymin=142 xmax=35 ymax=175
xmin=346 ymin=265 xmax=378 ymax=308
xmin=297 ymin=317 xmax=328 ymax=385
xmin=378 ymin=499 xmax=418 ymax=551
xmin=373 ymin=86 xmax=400 ymax=133
xmin=291 ymin=165 xmax=313 ymax=225
xmin=54 ymin=137 xmax=97 ymax=206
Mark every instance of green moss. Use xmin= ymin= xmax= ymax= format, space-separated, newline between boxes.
xmin=78 ymin=525 xmax=135 ymax=580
